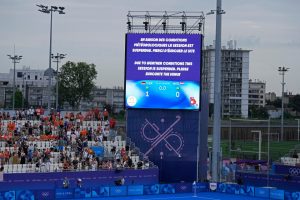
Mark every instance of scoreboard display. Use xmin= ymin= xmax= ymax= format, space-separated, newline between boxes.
xmin=125 ymin=33 xmax=202 ymax=110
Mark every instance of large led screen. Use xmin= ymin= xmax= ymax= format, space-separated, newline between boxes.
xmin=125 ymin=33 xmax=202 ymax=110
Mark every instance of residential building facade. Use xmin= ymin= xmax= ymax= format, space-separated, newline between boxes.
xmin=203 ymin=41 xmax=250 ymax=118
xmin=248 ymin=79 xmax=266 ymax=107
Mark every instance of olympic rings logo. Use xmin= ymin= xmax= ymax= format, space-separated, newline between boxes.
xmin=41 ymin=192 xmax=49 ymax=197
xmin=289 ymin=168 xmax=300 ymax=176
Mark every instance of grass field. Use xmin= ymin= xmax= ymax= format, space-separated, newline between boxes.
xmin=209 ymin=140 xmax=300 ymax=161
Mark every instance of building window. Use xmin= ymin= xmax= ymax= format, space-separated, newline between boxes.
xmin=35 ymin=75 xmax=38 ymax=80
xmin=27 ymin=75 xmax=30 ymax=80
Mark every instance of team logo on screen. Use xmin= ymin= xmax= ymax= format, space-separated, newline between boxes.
xmin=127 ymin=96 xmax=137 ymax=106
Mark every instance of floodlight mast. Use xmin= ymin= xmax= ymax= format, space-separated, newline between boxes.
xmin=7 ymin=54 xmax=22 ymax=110
xmin=37 ymin=4 xmax=65 ymax=113
xmin=51 ymin=53 xmax=66 ymax=111
xmin=278 ymin=66 xmax=289 ymax=141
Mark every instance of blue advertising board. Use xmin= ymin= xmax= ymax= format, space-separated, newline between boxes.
xmin=110 ymin=186 xmax=127 ymax=196
xmin=55 ymin=189 xmax=74 ymax=199
xmin=217 ymin=183 xmax=239 ymax=194
xmin=159 ymin=184 xmax=176 ymax=194
xmin=255 ymin=187 xmax=270 ymax=198
xmin=127 ymin=185 xmax=144 ymax=196
xmin=270 ymin=189 xmax=284 ymax=200
xmin=0 ymin=191 xmax=15 ymax=200
xmin=34 ymin=190 xmax=55 ymax=200
xmin=175 ymin=182 xmax=193 ymax=193
xmin=2 ymin=168 xmax=158 ymax=190
xmin=144 ymin=184 xmax=160 ymax=195
xmin=16 ymin=190 xmax=35 ymax=200
xmin=239 ymin=185 xmax=255 ymax=196
xmin=125 ymin=33 xmax=202 ymax=110
xmin=285 ymin=191 xmax=300 ymax=200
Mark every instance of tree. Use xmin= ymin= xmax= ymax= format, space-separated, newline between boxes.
xmin=288 ymin=95 xmax=300 ymax=112
xmin=248 ymin=105 xmax=269 ymax=119
xmin=15 ymin=89 xmax=24 ymax=109
xmin=266 ymin=98 xmax=281 ymax=108
xmin=58 ymin=61 xmax=97 ymax=109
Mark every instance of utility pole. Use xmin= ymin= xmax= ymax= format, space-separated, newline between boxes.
xmin=278 ymin=66 xmax=289 ymax=141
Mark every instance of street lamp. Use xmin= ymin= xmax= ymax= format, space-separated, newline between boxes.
xmin=51 ymin=53 xmax=66 ymax=111
xmin=278 ymin=66 xmax=289 ymax=141
xmin=207 ymin=0 xmax=225 ymax=182
xmin=7 ymin=54 xmax=22 ymax=110
xmin=37 ymin=4 xmax=65 ymax=113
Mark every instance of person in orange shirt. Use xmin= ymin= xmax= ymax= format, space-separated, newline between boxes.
xmin=7 ymin=121 xmax=16 ymax=132
xmin=80 ymin=129 xmax=87 ymax=137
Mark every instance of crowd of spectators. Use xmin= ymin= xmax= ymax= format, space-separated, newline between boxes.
xmin=0 ymin=108 xmax=148 ymax=173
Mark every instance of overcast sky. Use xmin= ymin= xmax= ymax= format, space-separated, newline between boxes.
xmin=0 ymin=0 xmax=299 ymax=95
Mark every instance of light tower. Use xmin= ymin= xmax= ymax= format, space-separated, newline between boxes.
xmin=7 ymin=54 xmax=23 ymax=110
xmin=51 ymin=53 xmax=66 ymax=110
xmin=37 ymin=4 xmax=65 ymax=112
xmin=278 ymin=66 xmax=289 ymax=141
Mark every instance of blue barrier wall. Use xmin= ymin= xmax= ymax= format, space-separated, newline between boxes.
xmin=1 ymin=181 xmax=300 ymax=200
xmin=273 ymin=164 xmax=300 ymax=177
xmin=1 ymin=168 xmax=158 ymax=190
xmin=236 ymin=171 xmax=300 ymax=192
xmin=127 ymin=109 xmax=206 ymax=183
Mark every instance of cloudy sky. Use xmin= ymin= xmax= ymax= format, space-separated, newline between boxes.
xmin=0 ymin=0 xmax=299 ymax=95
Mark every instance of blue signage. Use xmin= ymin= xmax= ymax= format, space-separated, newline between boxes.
xmin=55 ymin=189 xmax=74 ymax=199
xmin=127 ymin=185 xmax=144 ymax=196
xmin=74 ymin=188 xmax=91 ymax=198
xmin=284 ymin=191 xmax=300 ymax=200
xmin=270 ymin=189 xmax=284 ymax=200
xmin=144 ymin=184 xmax=160 ymax=195
xmin=160 ymin=184 xmax=175 ymax=194
xmin=0 ymin=191 xmax=15 ymax=200
xmin=255 ymin=187 xmax=270 ymax=198
xmin=239 ymin=185 xmax=254 ymax=196
xmin=110 ymin=186 xmax=127 ymax=196
xmin=34 ymin=190 xmax=54 ymax=200
xmin=16 ymin=190 xmax=35 ymax=200
xmin=125 ymin=33 xmax=202 ymax=110
xmin=175 ymin=183 xmax=193 ymax=193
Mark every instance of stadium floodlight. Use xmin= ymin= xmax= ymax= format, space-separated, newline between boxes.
xmin=162 ymin=21 xmax=166 ymax=31
xmin=37 ymin=4 xmax=66 ymax=113
xmin=51 ymin=53 xmax=66 ymax=111
xmin=143 ymin=21 xmax=149 ymax=31
xmin=198 ymin=23 xmax=202 ymax=31
xmin=7 ymin=54 xmax=23 ymax=110
xmin=127 ymin=21 xmax=131 ymax=31
xmin=180 ymin=21 xmax=186 ymax=32
xmin=278 ymin=66 xmax=289 ymax=141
